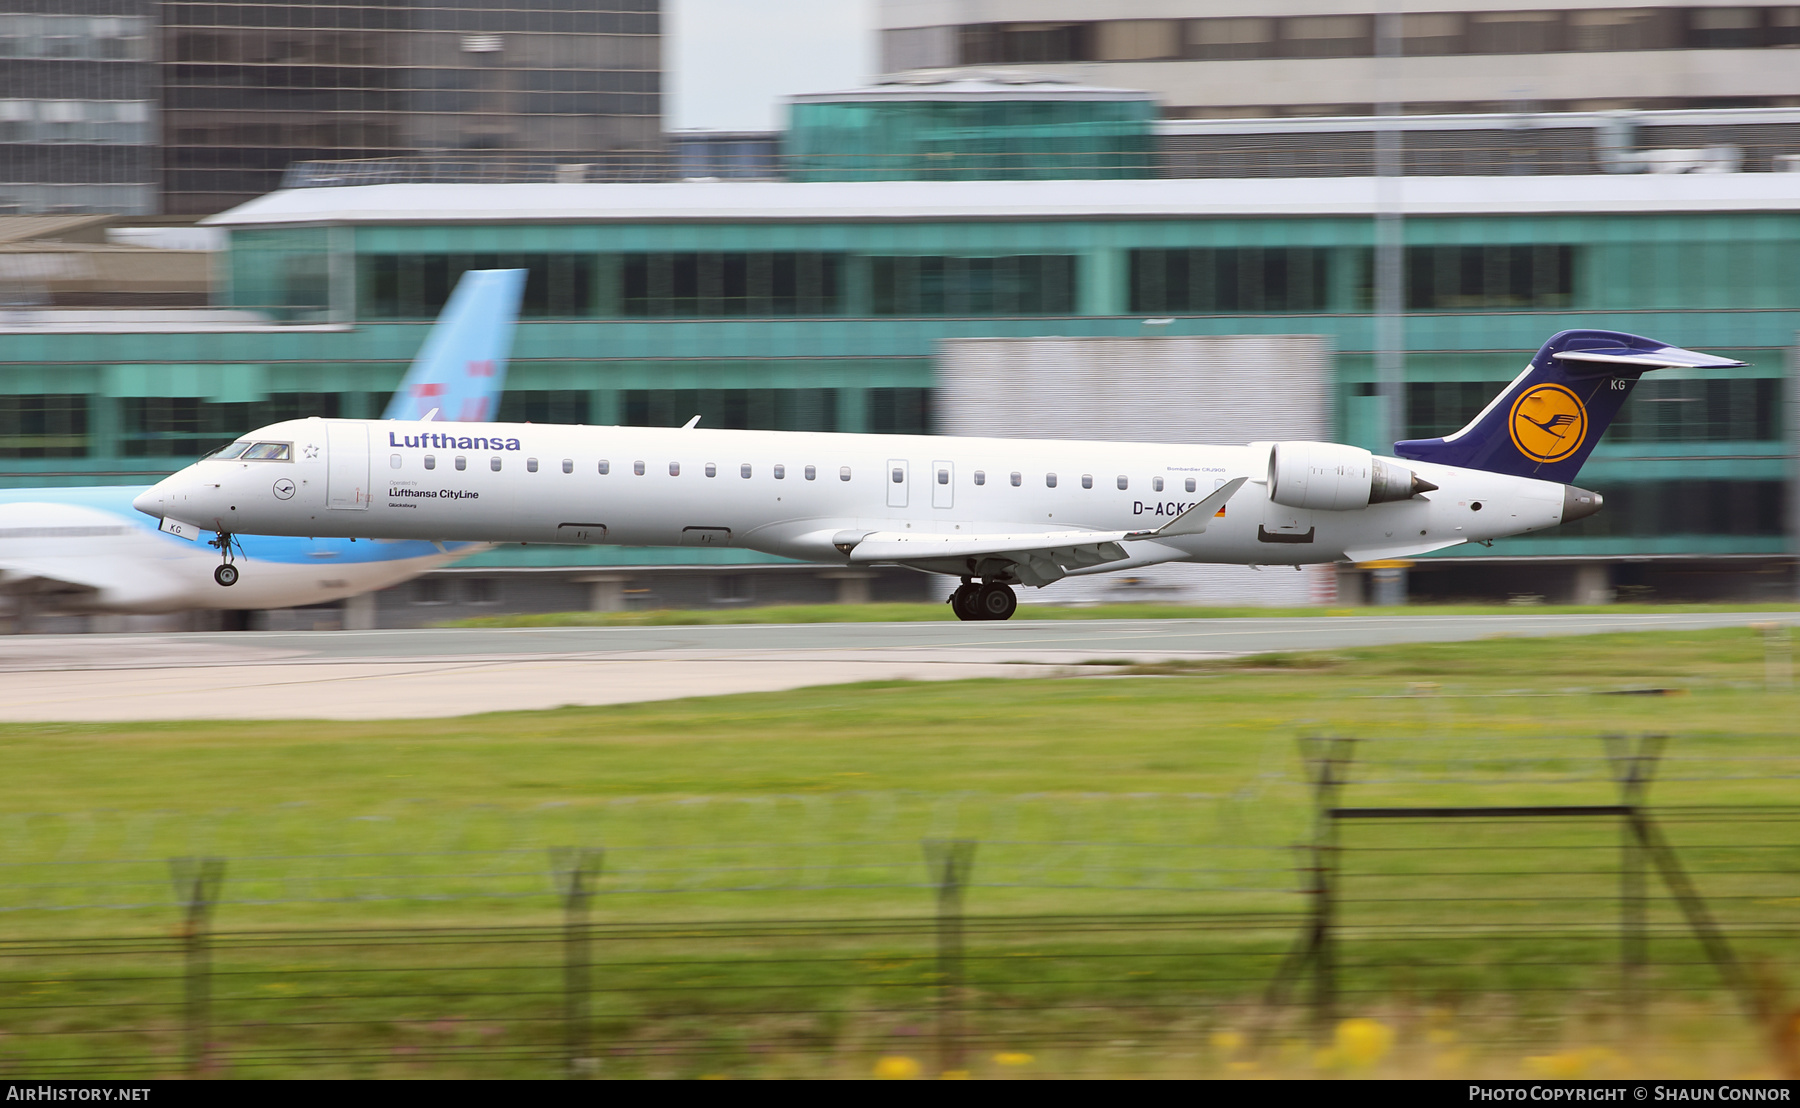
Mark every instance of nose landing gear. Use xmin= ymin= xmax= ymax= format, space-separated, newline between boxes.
xmin=209 ymin=532 xmax=242 ymax=587
xmin=947 ymin=578 xmax=1018 ymax=621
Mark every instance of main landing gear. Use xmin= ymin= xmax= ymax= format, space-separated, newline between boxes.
xmin=210 ymin=532 xmax=241 ymax=587
xmin=948 ymin=578 xmax=1017 ymax=622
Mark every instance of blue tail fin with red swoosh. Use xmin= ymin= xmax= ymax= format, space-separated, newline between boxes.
xmin=380 ymin=269 xmax=527 ymax=423
xmin=1391 ymin=329 xmax=1746 ymax=484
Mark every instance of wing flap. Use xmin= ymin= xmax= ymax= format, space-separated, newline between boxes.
xmin=844 ymin=477 xmax=1249 ymax=583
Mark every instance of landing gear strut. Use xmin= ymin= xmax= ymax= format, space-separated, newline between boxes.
xmin=210 ymin=532 xmax=241 ymax=587
xmin=948 ymin=579 xmax=1017 ymax=621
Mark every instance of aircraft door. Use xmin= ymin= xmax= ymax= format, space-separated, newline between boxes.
xmin=886 ymin=459 xmax=908 ymax=509
xmin=326 ymin=421 xmax=370 ymax=511
xmin=931 ymin=460 xmax=953 ymax=509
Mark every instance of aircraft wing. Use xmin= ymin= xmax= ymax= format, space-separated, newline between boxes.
xmin=843 ymin=477 xmax=1247 ymax=586
xmin=0 ymin=558 xmax=107 ymax=598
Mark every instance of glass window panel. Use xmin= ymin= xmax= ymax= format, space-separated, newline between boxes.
xmin=0 ymin=394 xmax=89 ymax=459
xmin=1467 ymin=11 xmax=1565 ymax=54
xmin=1186 ymin=17 xmax=1275 ymax=59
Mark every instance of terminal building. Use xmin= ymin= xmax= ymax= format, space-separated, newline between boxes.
xmin=1 ymin=72 xmax=1798 ymax=624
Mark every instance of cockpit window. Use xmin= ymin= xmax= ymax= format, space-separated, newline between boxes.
xmin=210 ymin=442 xmax=250 ymax=460
xmin=242 ymin=442 xmax=291 ymax=461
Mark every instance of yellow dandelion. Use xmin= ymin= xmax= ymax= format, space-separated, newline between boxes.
xmin=1334 ymin=1018 xmax=1394 ymax=1069
xmin=873 ymin=1056 xmax=921 ymax=1080
xmin=992 ymin=1052 xmax=1033 ymax=1066
xmin=1211 ymin=1030 xmax=1245 ymax=1054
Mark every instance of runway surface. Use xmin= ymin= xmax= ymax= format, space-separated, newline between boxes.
xmin=2 ymin=611 xmax=1790 ymax=721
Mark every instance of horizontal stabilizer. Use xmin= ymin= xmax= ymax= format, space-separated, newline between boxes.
xmin=1552 ymin=347 xmax=1747 ymax=372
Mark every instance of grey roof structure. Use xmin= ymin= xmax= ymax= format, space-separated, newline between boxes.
xmin=206 ymin=173 xmax=1800 ymax=228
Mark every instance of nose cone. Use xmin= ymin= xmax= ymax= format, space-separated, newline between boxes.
xmin=132 ymin=485 xmax=163 ymax=518
xmin=1563 ymin=485 xmax=1604 ymax=523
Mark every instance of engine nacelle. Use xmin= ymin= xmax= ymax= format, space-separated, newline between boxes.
xmin=1267 ymin=442 xmax=1436 ymax=511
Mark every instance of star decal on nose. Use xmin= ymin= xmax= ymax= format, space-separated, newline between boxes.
xmin=304 ymin=444 xmax=319 ymax=459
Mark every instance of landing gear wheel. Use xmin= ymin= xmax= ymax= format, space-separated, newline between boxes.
xmin=950 ymin=584 xmax=982 ymax=622
xmin=976 ymin=582 xmax=1017 ymax=621
xmin=213 ymin=563 xmax=239 ymax=588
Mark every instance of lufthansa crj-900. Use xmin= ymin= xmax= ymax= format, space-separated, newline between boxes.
xmin=132 ymin=330 xmax=1742 ymax=622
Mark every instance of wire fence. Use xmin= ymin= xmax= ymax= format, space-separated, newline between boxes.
xmin=3 ymin=735 xmax=1798 ymax=1077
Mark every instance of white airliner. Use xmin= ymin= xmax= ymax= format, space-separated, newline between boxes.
xmin=0 ymin=269 xmax=524 ymax=620
xmin=133 ymin=330 xmax=1744 ymax=621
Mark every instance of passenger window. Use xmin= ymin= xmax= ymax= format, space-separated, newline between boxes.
xmin=243 ymin=442 xmax=290 ymax=461
xmin=490 ymin=456 xmax=502 ymax=472
xmin=937 ymin=469 xmax=948 ymax=485
xmin=390 ymin=454 xmax=402 ymax=469
xmin=706 ymin=463 xmax=717 ymax=478
xmin=598 ymin=459 xmax=610 ymax=475
xmin=891 ymin=468 xmax=903 ymax=484
xmin=974 ymin=470 xmax=985 ymax=486
xmin=839 ymin=466 xmax=851 ymax=481
xmin=1046 ymin=473 xmax=1058 ymax=488
xmin=1117 ymin=475 xmax=1128 ymax=490
xmin=1185 ymin=478 xmax=1197 ymax=493
xmin=1081 ymin=474 xmax=1092 ymax=489
xmin=424 ymin=455 xmax=436 ymax=471
xmin=805 ymin=465 xmax=816 ymax=481
xmin=1152 ymin=477 xmax=1164 ymax=492
xmin=562 ymin=459 xmax=572 ymax=474
xmin=455 ymin=456 xmax=466 ymax=471
xmin=774 ymin=464 xmax=785 ymax=480
xmin=741 ymin=463 xmax=752 ymax=478
xmin=526 ymin=458 xmax=538 ymax=473
xmin=1010 ymin=472 xmax=1021 ymax=487
xmin=633 ymin=461 xmax=645 ymax=476
xmin=670 ymin=462 xmax=680 ymax=476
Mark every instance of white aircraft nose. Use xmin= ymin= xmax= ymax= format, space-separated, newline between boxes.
xmin=132 ymin=484 xmax=165 ymax=518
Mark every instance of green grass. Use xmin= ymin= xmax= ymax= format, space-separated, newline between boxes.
xmin=3 ymin=628 xmax=1797 ymax=1076
xmin=436 ymin=600 xmax=1800 ymax=628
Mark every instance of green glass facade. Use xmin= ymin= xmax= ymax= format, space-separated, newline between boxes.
xmin=784 ymin=97 xmax=1158 ymax=181
xmin=2 ymin=199 xmax=1796 ymax=574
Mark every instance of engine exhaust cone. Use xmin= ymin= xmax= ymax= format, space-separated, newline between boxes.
xmin=1370 ymin=458 xmax=1435 ymax=504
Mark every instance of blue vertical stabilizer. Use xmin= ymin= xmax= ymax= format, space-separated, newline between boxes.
xmin=381 ymin=269 xmax=527 ymax=422
xmin=1392 ymin=329 xmax=1746 ymax=483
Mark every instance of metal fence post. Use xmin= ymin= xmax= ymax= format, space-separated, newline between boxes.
xmin=550 ymin=847 xmax=603 ymax=1079
xmin=1606 ymin=734 xmax=1664 ymax=1025
xmin=169 ymin=857 xmax=224 ymax=1079
xmin=923 ymin=838 xmax=976 ymax=1078
xmin=1308 ymin=738 xmax=1352 ymax=1035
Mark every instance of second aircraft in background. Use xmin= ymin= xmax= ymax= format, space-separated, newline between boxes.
xmin=0 ymin=269 xmax=526 ymax=625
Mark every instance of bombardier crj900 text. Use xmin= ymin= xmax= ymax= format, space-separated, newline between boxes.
xmin=135 ymin=330 xmax=1742 ymax=621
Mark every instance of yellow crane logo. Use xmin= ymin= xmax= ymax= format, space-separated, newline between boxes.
xmin=1508 ymin=383 xmax=1588 ymax=464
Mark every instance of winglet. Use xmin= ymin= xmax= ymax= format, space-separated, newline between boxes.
xmin=1125 ymin=476 xmax=1248 ymax=541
